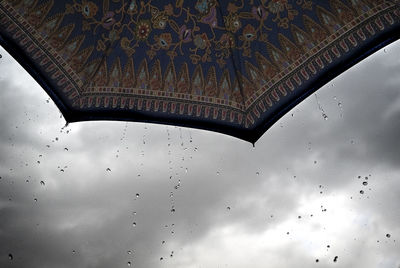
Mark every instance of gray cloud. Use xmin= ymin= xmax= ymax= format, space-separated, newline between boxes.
xmin=1 ymin=42 xmax=400 ymax=268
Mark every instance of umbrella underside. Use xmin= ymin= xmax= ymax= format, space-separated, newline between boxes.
xmin=1 ymin=0 xmax=399 ymax=143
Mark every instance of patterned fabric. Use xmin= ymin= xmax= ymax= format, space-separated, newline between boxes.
xmin=0 ymin=0 xmax=399 ymax=142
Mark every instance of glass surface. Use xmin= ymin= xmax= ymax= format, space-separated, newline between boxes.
xmin=0 ymin=41 xmax=399 ymax=268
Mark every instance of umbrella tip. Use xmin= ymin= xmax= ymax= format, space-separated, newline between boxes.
xmin=61 ymin=121 xmax=69 ymax=130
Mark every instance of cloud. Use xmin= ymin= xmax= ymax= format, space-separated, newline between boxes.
xmin=1 ymin=41 xmax=400 ymax=268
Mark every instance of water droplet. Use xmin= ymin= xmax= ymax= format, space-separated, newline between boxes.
xmin=40 ymin=180 xmax=45 ymax=186
xmin=386 ymin=234 xmax=391 ymax=238
xmin=8 ymin=253 xmax=13 ymax=260
xmin=362 ymin=181 xmax=368 ymax=186
xmin=333 ymin=256 xmax=338 ymax=262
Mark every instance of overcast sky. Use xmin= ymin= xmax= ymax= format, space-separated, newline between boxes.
xmin=0 ymin=40 xmax=400 ymax=268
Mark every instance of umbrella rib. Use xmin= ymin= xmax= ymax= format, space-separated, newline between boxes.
xmin=215 ymin=0 xmax=247 ymax=110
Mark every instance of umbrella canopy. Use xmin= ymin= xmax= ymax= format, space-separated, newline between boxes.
xmin=1 ymin=0 xmax=399 ymax=143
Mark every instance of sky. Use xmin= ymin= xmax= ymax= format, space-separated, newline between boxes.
xmin=0 ymin=40 xmax=400 ymax=268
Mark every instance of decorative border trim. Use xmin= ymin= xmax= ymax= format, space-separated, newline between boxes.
xmin=1 ymin=1 xmax=399 ymax=142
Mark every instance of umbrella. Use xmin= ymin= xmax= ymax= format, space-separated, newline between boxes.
xmin=0 ymin=0 xmax=399 ymax=143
